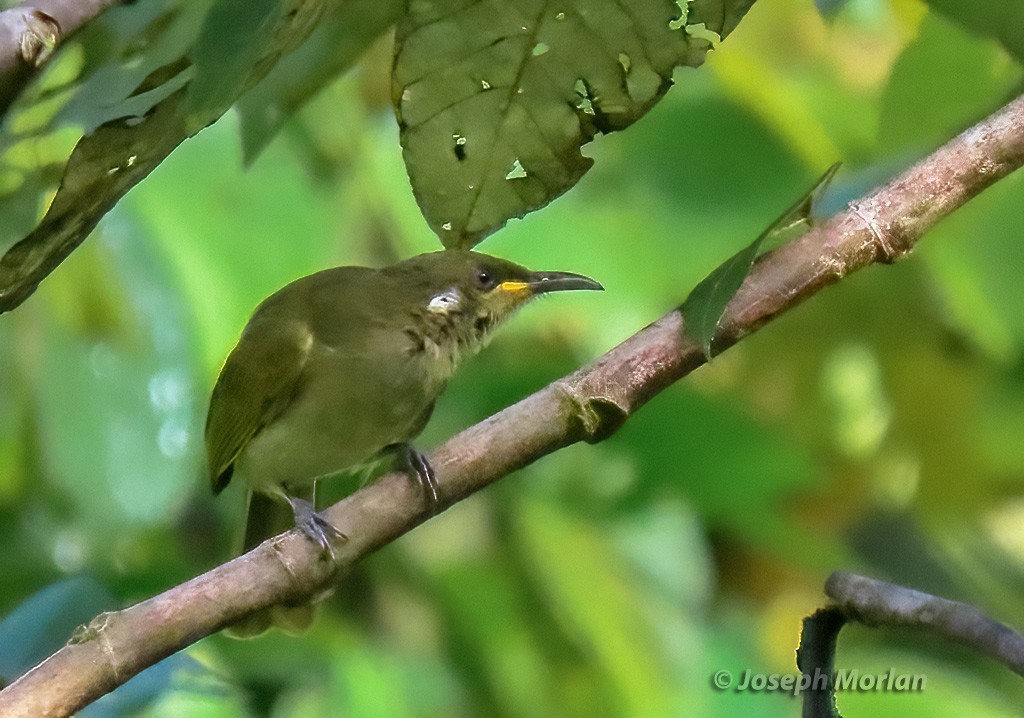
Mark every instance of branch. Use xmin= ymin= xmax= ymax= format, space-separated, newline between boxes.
xmin=1 ymin=93 xmax=1023 ymax=718
xmin=798 ymin=572 xmax=1024 ymax=718
xmin=0 ymin=0 xmax=121 ymax=115
xmin=796 ymin=607 xmax=847 ymax=718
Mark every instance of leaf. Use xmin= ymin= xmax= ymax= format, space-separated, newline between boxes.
xmin=681 ymin=162 xmax=840 ymax=357
xmin=393 ymin=0 xmax=757 ymax=247
xmin=923 ymin=0 xmax=1024 ymax=65
xmin=52 ymin=0 xmax=205 ymax=136
xmin=0 ymin=90 xmax=191 ymax=314
xmin=0 ymin=0 xmax=328 ymax=315
xmin=237 ymin=0 xmax=404 ymax=165
xmin=186 ymin=0 xmax=288 ymax=133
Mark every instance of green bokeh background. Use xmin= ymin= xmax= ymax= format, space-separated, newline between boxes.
xmin=2 ymin=0 xmax=1024 ymax=715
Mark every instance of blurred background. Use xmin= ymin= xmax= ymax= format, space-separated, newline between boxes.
xmin=1 ymin=0 xmax=1024 ymax=715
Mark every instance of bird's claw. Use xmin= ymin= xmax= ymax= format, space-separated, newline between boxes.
xmin=393 ymin=444 xmax=439 ymax=510
xmin=287 ymin=497 xmax=346 ymax=561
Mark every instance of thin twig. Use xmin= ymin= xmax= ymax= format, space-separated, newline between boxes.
xmin=0 ymin=94 xmax=1022 ymax=718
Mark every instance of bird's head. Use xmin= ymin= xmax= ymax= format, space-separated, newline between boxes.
xmin=388 ymin=249 xmax=602 ymax=341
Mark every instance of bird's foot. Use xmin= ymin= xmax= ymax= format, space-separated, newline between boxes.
xmin=286 ymin=496 xmax=346 ymax=560
xmin=390 ymin=443 xmax=439 ymax=511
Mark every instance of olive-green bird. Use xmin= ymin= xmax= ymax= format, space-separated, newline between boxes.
xmin=205 ymin=249 xmax=600 ymax=633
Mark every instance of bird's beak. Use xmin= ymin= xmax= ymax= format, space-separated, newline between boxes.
xmin=522 ymin=270 xmax=603 ymax=294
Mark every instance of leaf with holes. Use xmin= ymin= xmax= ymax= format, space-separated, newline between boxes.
xmin=393 ymin=0 xmax=757 ymax=247
xmin=681 ymin=163 xmax=840 ymax=357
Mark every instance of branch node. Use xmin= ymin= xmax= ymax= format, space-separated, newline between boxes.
xmin=69 ymin=612 xmax=124 ymax=683
xmin=555 ymin=383 xmax=628 ymax=444
xmin=18 ymin=10 xmax=60 ymax=68
xmin=97 ymin=622 xmax=122 ymax=683
xmin=848 ymin=199 xmax=911 ymax=264
xmin=69 ymin=611 xmax=112 ymax=646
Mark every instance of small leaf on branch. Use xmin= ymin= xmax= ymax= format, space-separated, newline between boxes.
xmin=681 ymin=162 xmax=840 ymax=357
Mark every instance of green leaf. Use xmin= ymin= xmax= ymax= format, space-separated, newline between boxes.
xmin=681 ymin=162 xmax=840 ymax=357
xmin=393 ymin=0 xmax=757 ymax=247
xmin=237 ymin=0 xmax=404 ymax=165
xmin=0 ymin=90 xmax=192 ymax=314
xmin=186 ymin=0 xmax=287 ymax=132
xmin=924 ymin=0 xmax=1024 ymax=65
xmin=55 ymin=0 xmax=206 ymax=135
xmin=0 ymin=0 xmax=328 ymax=315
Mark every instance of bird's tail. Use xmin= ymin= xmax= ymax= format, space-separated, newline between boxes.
xmin=223 ymin=490 xmax=320 ymax=639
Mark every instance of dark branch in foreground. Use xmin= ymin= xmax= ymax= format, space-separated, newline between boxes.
xmin=1 ymin=94 xmax=1022 ymax=718
xmin=799 ymin=572 xmax=1024 ymax=718
xmin=0 ymin=0 xmax=121 ymax=114
xmin=797 ymin=607 xmax=847 ymax=718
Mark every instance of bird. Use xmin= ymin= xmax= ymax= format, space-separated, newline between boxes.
xmin=204 ymin=249 xmax=601 ymax=633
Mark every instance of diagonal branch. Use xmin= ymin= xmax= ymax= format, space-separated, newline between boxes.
xmin=1 ymin=93 xmax=1023 ymax=718
xmin=0 ymin=0 xmax=122 ymax=115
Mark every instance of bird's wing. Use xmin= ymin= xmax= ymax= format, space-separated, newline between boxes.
xmin=205 ymin=318 xmax=314 ymax=494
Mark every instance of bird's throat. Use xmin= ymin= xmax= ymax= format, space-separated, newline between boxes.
xmin=413 ymin=310 xmax=497 ymax=385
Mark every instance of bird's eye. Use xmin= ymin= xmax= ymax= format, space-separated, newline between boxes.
xmin=476 ymin=269 xmax=495 ymax=289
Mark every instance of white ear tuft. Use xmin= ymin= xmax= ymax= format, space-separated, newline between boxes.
xmin=428 ymin=288 xmax=462 ymax=314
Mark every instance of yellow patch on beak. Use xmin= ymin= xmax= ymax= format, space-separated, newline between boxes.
xmin=498 ymin=280 xmax=530 ymax=294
